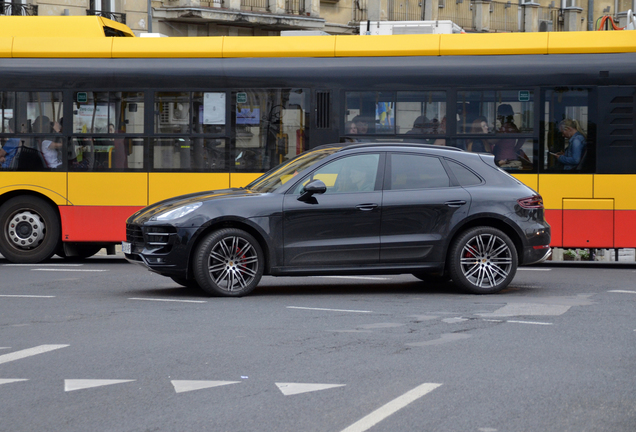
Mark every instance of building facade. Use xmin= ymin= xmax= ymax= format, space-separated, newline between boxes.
xmin=1 ymin=0 xmax=635 ymax=35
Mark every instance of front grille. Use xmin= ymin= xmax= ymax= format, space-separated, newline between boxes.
xmin=126 ymin=225 xmax=143 ymax=244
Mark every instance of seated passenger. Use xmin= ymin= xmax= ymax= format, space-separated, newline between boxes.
xmin=1 ymin=120 xmax=21 ymax=169
xmin=492 ymin=104 xmax=521 ymax=166
xmin=467 ymin=116 xmax=491 ymax=153
xmin=407 ymin=115 xmax=430 ymax=135
xmin=345 ymin=121 xmax=358 ymax=135
xmin=555 ymin=119 xmax=587 ymax=170
xmin=352 ymin=115 xmax=371 ymax=135
xmin=33 ymin=116 xmax=62 ymax=169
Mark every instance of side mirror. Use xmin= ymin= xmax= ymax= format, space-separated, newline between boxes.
xmin=298 ymin=179 xmax=327 ymax=202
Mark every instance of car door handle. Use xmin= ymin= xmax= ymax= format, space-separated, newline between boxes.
xmin=445 ymin=200 xmax=467 ymax=208
xmin=356 ymin=204 xmax=379 ymax=211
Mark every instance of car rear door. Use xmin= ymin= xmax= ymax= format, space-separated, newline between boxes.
xmin=380 ymin=152 xmax=472 ymax=264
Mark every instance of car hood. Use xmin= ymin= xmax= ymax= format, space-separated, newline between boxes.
xmin=128 ymin=188 xmax=265 ymax=223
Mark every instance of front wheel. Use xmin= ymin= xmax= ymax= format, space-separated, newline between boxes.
xmin=0 ymin=196 xmax=61 ymax=263
xmin=193 ymin=228 xmax=264 ymax=297
xmin=448 ymin=227 xmax=517 ymax=294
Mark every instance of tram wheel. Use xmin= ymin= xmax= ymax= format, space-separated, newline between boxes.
xmin=0 ymin=196 xmax=61 ymax=263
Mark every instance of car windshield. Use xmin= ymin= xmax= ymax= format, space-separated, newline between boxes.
xmin=246 ymin=147 xmax=341 ymax=193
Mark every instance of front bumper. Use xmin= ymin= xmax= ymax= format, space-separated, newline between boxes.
xmin=124 ymin=223 xmax=196 ymax=278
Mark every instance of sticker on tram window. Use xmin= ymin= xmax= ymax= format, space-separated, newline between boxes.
xmin=518 ymin=91 xmax=531 ymax=102
xmin=203 ymin=92 xmax=225 ymax=125
xmin=77 ymin=92 xmax=88 ymax=103
xmin=236 ymin=92 xmax=248 ymax=104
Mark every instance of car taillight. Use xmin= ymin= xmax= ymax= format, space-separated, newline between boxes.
xmin=517 ymin=195 xmax=543 ymax=209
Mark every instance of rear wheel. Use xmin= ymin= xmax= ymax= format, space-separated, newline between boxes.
xmin=193 ymin=228 xmax=264 ymax=297
xmin=0 ymin=196 xmax=61 ymax=263
xmin=448 ymin=227 xmax=517 ymax=294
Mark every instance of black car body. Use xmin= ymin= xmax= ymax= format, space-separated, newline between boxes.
xmin=124 ymin=143 xmax=551 ymax=296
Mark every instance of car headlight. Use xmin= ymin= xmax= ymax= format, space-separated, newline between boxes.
xmin=153 ymin=202 xmax=202 ymax=221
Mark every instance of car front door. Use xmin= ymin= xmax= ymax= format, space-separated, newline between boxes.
xmin=282 ymin=153 xmax=384 ymax=267
xmin=380 ymin=152 xmax=472 ymax=264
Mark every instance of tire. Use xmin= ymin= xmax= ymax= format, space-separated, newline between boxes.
xmin=193 ymin=228 xmax=264 ymax=297
xmin=0 ymin=196 xmax=61 ymax=263
xmin=448 ymin=226 xmax=518 ymax=294
xmin=170 ymin=276 xmax=200 ymax=289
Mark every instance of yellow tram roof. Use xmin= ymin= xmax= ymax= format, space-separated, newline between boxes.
xmin=0 ymin=16 xmax=635 ymax=58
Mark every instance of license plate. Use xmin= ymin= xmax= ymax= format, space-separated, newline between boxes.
xmin=122 ymin=241 xmax=131 ymax=254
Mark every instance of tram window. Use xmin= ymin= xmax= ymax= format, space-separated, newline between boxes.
xmin=67 ymin=137 xmax=146 ymax=172
xmin=152 ymin=138 xmax=226 ymax=171
xmin=16 ymin=92 xmax=63 ymax=134
xmin=155 ymin=92 xmax=190 ymax=134
xmin=1 ymin=92 xmax=16 ymax=133
xmin=234 ymin=89 xmax=309 ymax=172
xmin=543 ymin=88 xmax=592 ymax=173
xmin=345 ymin=92 xmax=395 ymax=134
xmin=72 ymin=92 xmax=142 ymax=135
xmin=396 ymin=91 xmax=446 ymax=136
xmin=456 ymin=90 xmax=534 ymax=134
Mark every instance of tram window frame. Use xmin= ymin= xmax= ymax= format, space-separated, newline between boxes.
xmin=155 ymin=91 xmax=227 ymax=136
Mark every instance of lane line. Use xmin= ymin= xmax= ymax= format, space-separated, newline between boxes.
xmin=507 ymin=320 xmax=553 ymax=326
xmin=608 ymin=290 xmax=636 ymax=294
xmin=287 ymin=306 xmax=372 ymax=313
xmin=340 ymin=383 xmax=442 ymax=432
xmin=3 ymin=264 xmax=83 ymax=267
xmin=0 ymin=345 xmax=69 ymax=365
xmin=517 ymin=268 xmax=552 ymax=271
xmin=31 ymin=269 xmax=108 ymax=272
xmin=318 ymin=276 xmax=391 ymax=281
xmin=0 ymin=295 xmax=55 ymax=298
xmin=129 ymin=298 xmax=207 ymax=304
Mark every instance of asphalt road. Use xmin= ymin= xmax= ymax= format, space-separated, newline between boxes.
xmin=0 ymin=257 xmax=635 ymax=432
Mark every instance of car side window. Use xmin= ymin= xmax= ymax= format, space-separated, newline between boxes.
xmin=292 ymin=153 xmax=380 ymax=194
xmin=388 ymin=153 xmax=450 ymax=190
xmin=446 ymin=159 xmax=482 ymax=186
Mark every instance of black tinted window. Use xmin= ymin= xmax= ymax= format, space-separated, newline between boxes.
xmin=446 ymin=160 xmax=482 ymax=186
xmin=388 ymin=153 xmax=449 ymax=190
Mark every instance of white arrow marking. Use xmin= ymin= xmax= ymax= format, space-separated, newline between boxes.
xmin=275 ymin=382 xmax=345 ymax=396
xmin=608 ymin=290 xmax=636 ymax=294
xmin=171 ymin=380 xmax=240 ymax=394
xmin=0 ymin=295 xmax=56 ymax=298
xmin=340 ymin=383 xmax=442 ymax=432
xmin=0 ymin=345 xmax=69 ymax=365
xmin=287 ymin=306 xmax=372 ymax=313
xmin=64 ymin=379 xmax=136 ymax=392
xmin=0 ymin=379 xmax=28 ymax=386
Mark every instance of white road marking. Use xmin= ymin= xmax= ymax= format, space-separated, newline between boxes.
xmin=507 ymin=320 xmax=553 ymax=326
xmin=129 ymin=298 xmax=207 ymax=304
xmin=407 ymin=333 xmax=471 ymax=347
xmin=318 ymin=276 xmax=391 ymax=281
xmin=442 ymin=317 xmax=469 ymax=324
xmin=276 ymin=382 xmax=345 ymax=396
xmin=0 ymin=379 xmax=29 ymax=386
xmin=340 ymin=383 xmax=442 ymax=432
xmin=608 ymin=290 xmax=636 ymax=294
xmin=171 ymin=380 xmax=240 ymax=394
xmin=0 ymin=345 xmax=69 ymax=366
xmin=3 ymin=263 xmax=83 ymax=267
xmin=0 ymin=295 xmax=55 ymax=298
xmin=31 ymin=269 xmax=108 ymax=272
xmin=64 ymin=379 xmax=135 ymax=392
xmin=287 ymin=306 xmax=372 ymax=313
xmin=517 ymin=268 xmax=552 ymax=271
